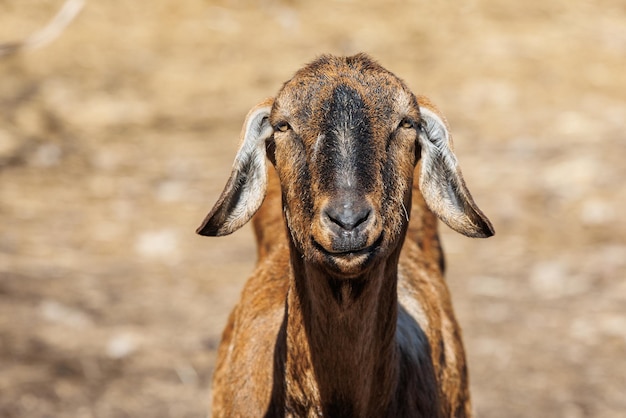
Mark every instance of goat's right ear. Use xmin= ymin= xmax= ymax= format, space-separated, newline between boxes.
xmin=197 ymin=98 xmax=274 ymax=236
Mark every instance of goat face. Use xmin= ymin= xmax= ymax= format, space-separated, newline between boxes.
xmin=268 ymin=56 xmax=420 ymax=277
xmin=197 ymin=54 xmax=493 ymax=277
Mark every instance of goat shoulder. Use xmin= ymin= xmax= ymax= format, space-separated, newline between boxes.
xmin=210 ymin=245 xmax=290 ymax=415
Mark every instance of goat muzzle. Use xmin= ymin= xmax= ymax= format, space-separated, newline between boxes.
xmin=315 ymin=197 xmax=382 ymax=256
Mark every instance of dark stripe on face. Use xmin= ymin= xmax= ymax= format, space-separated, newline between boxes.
xmin=317 ymin=84 xmax=376 ymax=193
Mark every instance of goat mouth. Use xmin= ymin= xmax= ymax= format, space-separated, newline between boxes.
xmin=312 ymin=233 xmax=384 ymax=259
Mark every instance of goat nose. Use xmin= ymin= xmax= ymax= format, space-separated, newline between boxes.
xmin=324 ymin=201 xmax=371 ymax=232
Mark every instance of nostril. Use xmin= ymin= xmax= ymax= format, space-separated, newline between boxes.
xmin=325 ymin=203 xmax=371 ymax=232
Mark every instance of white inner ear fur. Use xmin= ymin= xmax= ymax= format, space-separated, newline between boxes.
xmin=222 ymin=106 xmax=273 ymax=233
xmin=418 ymin=107 xmax=457 ymax=169
xmin=237 ymin=105 xmax=274 ymax=172
xmin=196 ymin=103 xmax=273 ymax=237
xmin=417 ymin=105 xmax=494 ymax=238
xmin=418 ymin=109 xmax=456 ymax=213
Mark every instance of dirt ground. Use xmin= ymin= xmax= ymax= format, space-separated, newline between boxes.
xmin=0 ymin=0 xmax=625 ymax=417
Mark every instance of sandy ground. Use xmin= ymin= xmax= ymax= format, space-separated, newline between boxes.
xmin=1 ymin=0 xmax=625 ymax=417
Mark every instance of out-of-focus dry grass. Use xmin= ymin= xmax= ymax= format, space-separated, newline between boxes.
xmin=0 ymin=1 xmax=625 ymax=417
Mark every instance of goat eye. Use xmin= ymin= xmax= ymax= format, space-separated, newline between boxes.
xmin=399 ymin=118 xmax=414 ymax=130
xmin=275 ymin=122 xmax=291 ymax=132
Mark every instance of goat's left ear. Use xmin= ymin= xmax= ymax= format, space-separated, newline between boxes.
xmin=197 ymin=98 xmax=274 ymax=236
xmin=416 ymin=96 xmax=495 ymax=238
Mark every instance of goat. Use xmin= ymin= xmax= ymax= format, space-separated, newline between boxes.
xmin=197 ymin=54 xmax=494 ymax=417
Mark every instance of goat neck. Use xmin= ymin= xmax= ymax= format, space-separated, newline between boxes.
xmin=283 ymin=236 xmax=405 ymax=417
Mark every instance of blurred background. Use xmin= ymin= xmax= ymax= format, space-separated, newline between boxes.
xmin=1 ymin=0 xmax=625 ymax=417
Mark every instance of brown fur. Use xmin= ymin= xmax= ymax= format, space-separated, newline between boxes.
xmin=200 ymin=54 xmax=493 ymax=417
